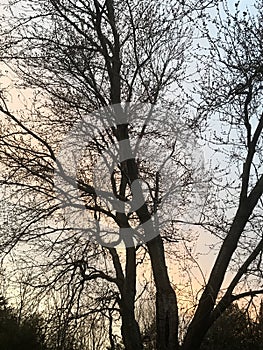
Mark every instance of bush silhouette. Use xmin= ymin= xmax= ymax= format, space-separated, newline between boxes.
xmin=0 ymin=297 xmax=46 ymax=350
xmin=201 ymin=303 xmax=262 ymax=350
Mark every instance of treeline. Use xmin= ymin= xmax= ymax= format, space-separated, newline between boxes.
xmin=1 ymin=293 xmax=262 ymax=350
xmin=201 ymin=303 xmax=263 ymax=350
xmin=142 ymin=302 xmax=263 ymax=350
xmin=0 ymin=296 xmax=80 ymax=350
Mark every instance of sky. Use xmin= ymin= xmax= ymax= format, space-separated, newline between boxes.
xmin=0 ymin=0 xmax=262 ymax=316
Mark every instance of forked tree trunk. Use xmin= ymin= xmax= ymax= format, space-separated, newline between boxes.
xmin=116 ymin=129 xmax=180 ymax=350
xmin=181 ymin=184 xmax=263 ymax=350
xmin=105 ymin=0 xmax=180 ymax=345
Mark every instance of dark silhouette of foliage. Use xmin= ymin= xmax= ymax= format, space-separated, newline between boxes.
xmin=0 ymin=296 xmax=47 ymax=350
xmin=201 ymin=303 xmax=263 ymax=350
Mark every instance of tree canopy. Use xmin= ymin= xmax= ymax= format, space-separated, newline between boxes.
xmin=0 ymin=0 xmax=263 ymax=349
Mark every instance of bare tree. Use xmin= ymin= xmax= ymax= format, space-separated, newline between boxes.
xmin=0 ymin=1 xmax=202 ymax=349
xmin=2 ymin=1 xmax=263 ymax=350
xmin=181 ymin=2 xmax=263 ymax=349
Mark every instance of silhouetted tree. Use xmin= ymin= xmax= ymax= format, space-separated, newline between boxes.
xmin=1 ymin=1 xmax=263 ymax=350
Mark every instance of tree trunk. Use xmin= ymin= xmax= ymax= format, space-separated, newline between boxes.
xmin=180 ymin=317 xmax=210 ymax=350
xmin=156 ymin=290 xmax=179 ymax=350
xmin=147 ymin=236 xmax=179 ymax=350
xmin=120 ymin=297 xmax=143 ymax=350
xmin=181 ymin=183 xmax=263 ymax=350
xmin=116 ymin=129 xmax=180 ymax=350
xmin=116 ymin=114 xmax=179 ymax=349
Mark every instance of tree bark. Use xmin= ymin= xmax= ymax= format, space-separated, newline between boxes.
xmin=120 ymin=296 xmax=143 ymax=350
xmin=148 ymin=236 xmax=179 ymax=350
xmin=120 ymin=246 xmax=143 ymax=350
xmin=116 ymin=122 xmax=180 ymax=349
